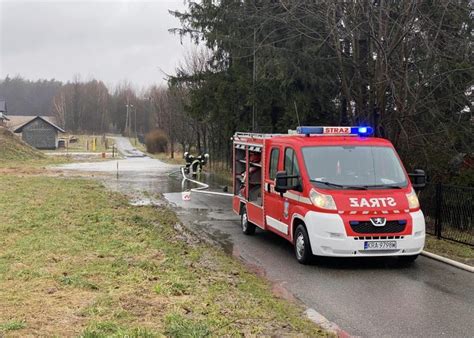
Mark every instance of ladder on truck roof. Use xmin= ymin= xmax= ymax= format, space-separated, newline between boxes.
xmin=233 ymin=131 xmax=293 ymax=139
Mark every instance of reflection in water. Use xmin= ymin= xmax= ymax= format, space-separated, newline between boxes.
xmin=98 ymin=167 xmax=231 ymax=203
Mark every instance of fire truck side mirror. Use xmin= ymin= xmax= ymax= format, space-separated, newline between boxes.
xmin=275 ymin=171 xmax=289 ymax=195
xmin=409 ymin=169 xmax=426 ymax=191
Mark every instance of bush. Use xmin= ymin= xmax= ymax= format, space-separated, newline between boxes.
xmin=451 ymin=168 xmax=474 ymax=187
xmin=145 ymin=129 xmax=168 ymax=154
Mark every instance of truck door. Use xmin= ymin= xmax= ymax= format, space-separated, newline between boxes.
xmin=264 ymin=147 xmax=289 ymax=236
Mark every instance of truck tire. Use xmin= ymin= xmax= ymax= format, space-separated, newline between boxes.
xmin=398 ymin=254 xmax=419 ymax=264
xmin=294 ymin=224 xmax=313 ymax=264
xmin=240 ymin=206 xmax=256 ymax=235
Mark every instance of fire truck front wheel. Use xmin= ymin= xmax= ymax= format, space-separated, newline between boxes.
xmin=240 ymin=206 xmax=256 ymax=235
xmin=294 ymin=224 xmax=313 ymax=264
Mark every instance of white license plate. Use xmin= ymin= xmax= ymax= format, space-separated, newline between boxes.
xmin=364 ymin=241 xmax=397 ymax=250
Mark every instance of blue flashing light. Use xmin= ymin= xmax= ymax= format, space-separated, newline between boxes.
xmin=351 ymin=126 xmax=374 ymax=137
xmin=296 ymin=126 xmax=374 ymax=137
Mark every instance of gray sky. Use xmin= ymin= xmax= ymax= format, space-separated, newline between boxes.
xmin=0 ymin=0 xmax=191 ymax=89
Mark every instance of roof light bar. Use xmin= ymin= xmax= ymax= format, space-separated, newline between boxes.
xmin=296 ymin=126 xmax=374 ymax=137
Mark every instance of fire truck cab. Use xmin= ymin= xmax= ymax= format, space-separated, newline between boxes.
xmin=232 ymin=126 xmax=426 ymax=264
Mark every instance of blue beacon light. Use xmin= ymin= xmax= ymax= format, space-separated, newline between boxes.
xmin=356 ymin=126 xmax=373 ymax=137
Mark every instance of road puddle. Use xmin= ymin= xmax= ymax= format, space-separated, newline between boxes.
xmin=55 ymin=157 xmax=237 ymax=253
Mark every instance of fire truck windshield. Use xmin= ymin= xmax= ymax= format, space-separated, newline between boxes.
xmin=302 ymin=146 xmax=408 ymax=189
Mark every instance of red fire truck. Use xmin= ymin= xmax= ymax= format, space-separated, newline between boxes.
xmin=232 ymin=126 xmax=426 ymax=264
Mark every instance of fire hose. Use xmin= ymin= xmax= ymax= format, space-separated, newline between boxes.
xmin=180 ymin=167 xmax=233 ymax=197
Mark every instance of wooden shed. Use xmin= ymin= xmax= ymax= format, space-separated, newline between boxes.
xmin=13 ymin=116 xmax=65 ymax=149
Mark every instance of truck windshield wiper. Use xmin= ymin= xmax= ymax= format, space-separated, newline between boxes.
xmin=364 ymin=184 xmax=403 ymax=189
xmin=310 ymin=180 xmax=368 ymax=190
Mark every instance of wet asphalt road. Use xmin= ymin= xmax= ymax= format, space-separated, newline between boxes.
xmin=59 ymin=138 xmax=474 ymax=338
xmin=165 ymin=193 xmax=473 ymax=337
xmin=113 ymin=136 xmax=147 ymax=157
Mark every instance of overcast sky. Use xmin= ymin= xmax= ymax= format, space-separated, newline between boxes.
xmin=0 ymin=0 xmax=192 ymax=89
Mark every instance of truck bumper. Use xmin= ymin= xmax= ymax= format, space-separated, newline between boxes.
xmin=304 ymin=210 xmax=425 ymax=257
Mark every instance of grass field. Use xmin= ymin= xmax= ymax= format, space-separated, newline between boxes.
xmin=0 ymin=174 xmax=326 ymax=336
xmin=425 ymin=235 xmax=474 ymax=266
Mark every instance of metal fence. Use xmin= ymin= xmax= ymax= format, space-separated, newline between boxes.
xmin=419 ymin=183 xmax=474 ymax=246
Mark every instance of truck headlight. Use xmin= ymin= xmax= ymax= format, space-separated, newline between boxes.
xmin=406 ymin=188 xmax=420 ymax=209
xmin=309 ymin=189 xmax=337 ymax=210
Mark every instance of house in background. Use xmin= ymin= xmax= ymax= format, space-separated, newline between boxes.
xmin=0 ymin=100 xmax=9 ymax=127
xmin=8 ymin=116 xmax=65 ymax=149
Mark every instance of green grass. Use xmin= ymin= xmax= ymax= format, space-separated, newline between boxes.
xmin=165 ymin=313 xmax=210 ymax=337
xmin=0 ymin=320 xmax=27 ymax=332
xmin=81 ymin=322 xmax=159 ymax=337
xmin=0 ymin=174 xmax=326 ymax=336
xmin=0 ymin=151 xmax=75 ymax=172
xmin=425 ymin=234 xmax=474 ymax=266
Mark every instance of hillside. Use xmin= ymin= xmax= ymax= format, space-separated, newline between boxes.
xmin=0 ymin=128 xmax=44 ymax=161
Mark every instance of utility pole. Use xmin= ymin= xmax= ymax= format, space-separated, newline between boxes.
xmin=125 ymin=100 xmax=129 ymax=136
xmin=134 ymin=106 xmax=137 ymax=145
xmin=129 ymin=106 xmax=132 ymax=137
xmin=125 ymin=102 xmax=134 ymax=137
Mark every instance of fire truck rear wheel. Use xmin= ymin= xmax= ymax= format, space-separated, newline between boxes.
xmin=240 ymin=206 xmax=256 ymax=235
xmin=294 ymin=224 xmax=313 ymax=264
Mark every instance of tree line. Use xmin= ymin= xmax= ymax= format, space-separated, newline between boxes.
xmin=0 ymin=75 xmax=194 ymax=158
xmin=0 ymin=76 xmax=61 ymax=116
xmin=1 ymin=1 xmax=472 ymax=182
xmin=169 ymin=0 xmax=473 ymax=182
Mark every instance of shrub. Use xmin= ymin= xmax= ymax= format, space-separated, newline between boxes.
xmin=145 ymin=129 xmax=168 ymax=154
xmin=451 ymin=168 xmax=474 ymax=187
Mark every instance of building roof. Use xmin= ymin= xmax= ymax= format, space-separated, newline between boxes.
xmin=12 ymin=116 xmax=65 ymax=133
xmin=7 ymin=115 xmax=59 ymax=130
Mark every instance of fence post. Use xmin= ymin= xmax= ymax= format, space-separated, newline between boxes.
xmin=434 ymin=183 xmax=443 ymax=239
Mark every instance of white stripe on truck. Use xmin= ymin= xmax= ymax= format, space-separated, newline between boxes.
xmin=266 ymin=216 xmax=288 ymax=235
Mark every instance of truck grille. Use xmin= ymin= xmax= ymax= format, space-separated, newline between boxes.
xmin=349 ymin=220 xmax=406 ymax=234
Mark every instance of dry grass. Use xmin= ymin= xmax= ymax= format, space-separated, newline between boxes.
xmin=131 ymin=138 xmax=185 ymax=165
xmin=0 ymin=128 xmax=44 ymax=161
xmin=50 ymin=134 xmax=115 ymax=153
xmin=151 ymin=152 xmax=186 ymax=165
